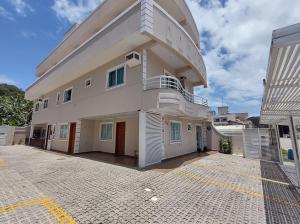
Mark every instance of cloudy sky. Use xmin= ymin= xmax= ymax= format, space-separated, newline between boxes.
xmin=0 ymin=0 xmax=299 ymax=116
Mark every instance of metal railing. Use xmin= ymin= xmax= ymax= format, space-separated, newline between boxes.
xmin=144 ymin=76 xmax=208 ymax=106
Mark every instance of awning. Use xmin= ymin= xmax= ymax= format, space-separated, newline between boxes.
xmin=260 ymin=23 xmax=300 ymax=124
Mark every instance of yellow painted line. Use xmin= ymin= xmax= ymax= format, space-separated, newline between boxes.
xmin=0 ymin=159 xmax=8 ymax=167
xmin=174 ymin=170 xmax=300 ymax=209
xmin=0 ymin=197 xmax=76 ymax=224
xmin=0 ymin=198 xmax=41 ymax=213
xmin=191 ymin=163 xmax=289 ymax=186
xmin=40 ymin=198 xmax=76 ymax=224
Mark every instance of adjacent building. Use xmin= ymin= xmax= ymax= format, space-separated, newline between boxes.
xmin=25 ymin=0 xmax=210 ymax=168
xmin=211 ymin=106 xmax=249 ymax=126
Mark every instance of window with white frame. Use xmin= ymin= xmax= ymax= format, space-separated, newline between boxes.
xmin=43 ymin=99 xmax=48 ymax=109
xmin=100 ymin=122 xmax=113 ymax=141
xmin=35 ymin=102 xmax=40 ymax=112
xmin=170 ymin=121 xmax=182 ymax=143
xmin=59 ymin=124 xmax=68 ymax=140
xmin=56 ymin=92 xmax=60 ymax=105
xmin=107 ymin=65 xmax=125 ymax=88
xmin=85 ymin=78 xmax=91 ymax=88
xmin=63 ymin=88 xmax=72 ymax=103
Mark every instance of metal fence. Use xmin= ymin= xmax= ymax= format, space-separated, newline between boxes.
xmin=243 ymin=128 xmax=279 ymax=162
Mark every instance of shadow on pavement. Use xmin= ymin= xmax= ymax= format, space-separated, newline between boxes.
xmin=260 ymin=160 xmax=300 ymax=223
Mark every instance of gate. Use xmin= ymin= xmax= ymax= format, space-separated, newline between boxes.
xmin=243 ymin=128 xmax=279 ymax=162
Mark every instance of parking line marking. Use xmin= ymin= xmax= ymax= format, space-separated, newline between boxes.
xmin=0 ymin=197 xmax=76 ymax=224
xmin=174 ymin=170 xmax=300 ymax=209
xmin=191 ymin=163 xmax=289 ymax=185
xmin=40 ymin=198 xmax=76 ymax=224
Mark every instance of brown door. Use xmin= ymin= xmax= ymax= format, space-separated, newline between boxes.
xmin=115 ymin=122 xmax=125 ymax=156
xmin=68 ymin=123 xmax=76 ymax=154
xmin=44 ymin=125 xmax=51 ymax=150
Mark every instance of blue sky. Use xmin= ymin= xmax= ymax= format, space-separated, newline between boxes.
xmin=0 ymin=0 xmax=299 ymax=116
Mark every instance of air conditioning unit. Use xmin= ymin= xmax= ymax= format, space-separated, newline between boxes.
xmin=125 ymin=51 xmax=141 ymax=67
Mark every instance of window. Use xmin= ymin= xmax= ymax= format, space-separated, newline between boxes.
xmin=107 ymin=65 xmax=125 ymax=88
xmin=43 ymin=99 xmax=48 ymax=109
xmin=170 ymin=121 xmax=182 ymax=143
xmin=100 ymin=123 xmax=113 ymax=141
xmin=35 ymin=103 xmax=39 ymax=112
xmin=56 ymin=92 xmax=60 ymax=105
xmin=59 ymin=124 xmax=68 ymax=140
xmin=63 ymin=88 xmax=72 ymax=103
xmin=85 ymin=79 xmax=91 ymax=88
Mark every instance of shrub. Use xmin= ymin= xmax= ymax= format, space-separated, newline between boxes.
xmin=219 ymin=138 xmax=232 ymax=154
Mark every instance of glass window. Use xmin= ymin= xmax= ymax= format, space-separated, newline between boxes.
xmin=107 ymin=65 xmax=125 ymax=88
xmin=43 ymin=99 xmax=48 ymax=109
xmin=170 ymin=121 xmax=182 ymax=143
xmin=35 ymin=103 xmax=39 ymax=112
xmin=63 ymin=88 xmax=72 ymax=103
xmin=100 ymin=123 xmax=113 ymax=141
xmin=59 ymin=124 xmax=68 ymax=139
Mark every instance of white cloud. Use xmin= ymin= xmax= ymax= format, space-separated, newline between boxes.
xmin=0 ymin=75 xmax=17 ymax=85
xmin=0 ymin=6 xmax=15 ymax=21
xmin=187 ymin=0 xmax=300 ymax=115
xmin=52 ymin=0 xmax=102 ymax=24
xmin=21 ymin=31 xmax=37 ymax=39
xmin=9 ymin=0 xmax=34 ymax=16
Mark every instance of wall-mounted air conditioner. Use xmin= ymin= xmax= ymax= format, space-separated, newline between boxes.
xmin=125 ymin=51 xmax=141 ymax=67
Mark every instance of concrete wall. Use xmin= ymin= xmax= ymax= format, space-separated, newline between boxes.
xmin=51 ymin=124 xmax=69 ymax=152
xmin=0 ymin=126 xmax=15 ymax=146
xmin=163 ymin=116 xmax=207 ymax=159
xmin=92 ymin=116 xmax=139 ymax=156
xmin=79 ymin=119 xmax=95 ymax=153
xmin=32 ymin=54 xmax=143 ymax=125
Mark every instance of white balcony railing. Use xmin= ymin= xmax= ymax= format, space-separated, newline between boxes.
xmin=144 ymin=76 xmax=208 ymax=106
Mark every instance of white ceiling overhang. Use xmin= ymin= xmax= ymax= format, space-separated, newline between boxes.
xmin=260 ymin=23 xmax=300 ymax=124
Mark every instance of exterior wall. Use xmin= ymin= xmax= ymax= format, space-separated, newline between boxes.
xmin=78 ymin=119 xmax=95 ymax=153
xmin=163 ymin=116 xmax=202 ymax=159
xmin=32 ymin=54 xmax=143 ymax=125
xmin=152 ymin=2 xmax=206 ymax=84
xmin=36 ymin=0 xmax=137 ymax=77
xmin=92 ymin=116 xmax=139 ymax=156
xmin=147 ymin=50 xmax=176 ymax=77
xmin=207 ymin=124 xmax=226 ymax=151
xmin=0 ymin=126 xmax=15 ymax=146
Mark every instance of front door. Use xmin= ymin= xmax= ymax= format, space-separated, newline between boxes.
xmin=68 ymin=123 xmax=76 ymax=154
xmin=45 ymin=125 xmax=52 ymax=150
xmin=115 ymin=122 xmax=125 ymax=156
xmin=196 ymin=126 xmax=203 ymax=151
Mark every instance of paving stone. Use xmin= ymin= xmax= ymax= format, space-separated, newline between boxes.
xmin=0 ymin=145 xmax=300 ymax=223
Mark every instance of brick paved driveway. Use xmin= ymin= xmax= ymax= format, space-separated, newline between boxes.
xmin=0 ymin=145 xmax=300 ymax=224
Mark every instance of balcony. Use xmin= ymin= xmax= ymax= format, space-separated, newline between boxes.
xmin=143 ymin=76 xmax=209 ymax=118
xmin=150 ymin=2 xmax=207 ymax=86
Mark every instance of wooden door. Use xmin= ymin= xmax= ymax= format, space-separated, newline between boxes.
xmin=115 ymin=122 xmax=125 ymax=156
xmin=68 ymin=123 xmax=76 ymax=154
xmin=44 ymin=125 xmax=51 ymax=150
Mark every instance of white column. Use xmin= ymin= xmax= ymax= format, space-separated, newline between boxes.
xmin=138 ymin=111 xmax=146 ymax=168
xmin=28 ymin=124 xmax=34 ymax=145
xmin=288 ymin=116 xmax=300 ymax=186
xmin=74 ymin=120 xmax=81 ymax=154
xmin=274 ymin=124 xmax=283 ymax=164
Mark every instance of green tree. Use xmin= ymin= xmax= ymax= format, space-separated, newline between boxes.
xmin=0 ymin=83 xmax=32 ymax=126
